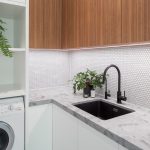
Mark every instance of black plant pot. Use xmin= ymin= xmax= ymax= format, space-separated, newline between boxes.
xmin=83 ymin=85 xmax=91 ymax=98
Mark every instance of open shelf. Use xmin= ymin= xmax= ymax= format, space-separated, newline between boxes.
xmin=0 ymin=2 xmax=26 ymax=49
xmin=10 ymin=48 xmax=26 ymax=52
xmin=0 ymin=84 xmax=25 ymax=99
xmin=0 ymin=0 xmax=26 ymax=7
xmin=0 ymin=51 xmax=26 ymax=93
xmin=0 ymin=0 xmax=27 ymax=99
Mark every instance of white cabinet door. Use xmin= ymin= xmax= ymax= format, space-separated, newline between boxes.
xmin=119 ymin=145 xmax=128 ymax=150
xmin=28 ymin=104 xmax=52 ymax=150
xmin=78 ymin=120 xmax=118 ymax=150
xmin=53 ymin=105 xmax=78 ymax=150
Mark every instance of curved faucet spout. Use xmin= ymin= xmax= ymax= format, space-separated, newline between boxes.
xmin=103 ymin=64 xmax=121 ymax=93
xmin=103 ymin=64 xmax=126 ymax=104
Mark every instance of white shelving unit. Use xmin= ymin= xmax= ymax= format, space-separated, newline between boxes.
xmin=0 ymin=0 xmax=26 ymax=7
xmin=0 ymin=0 xmax=28 ymax=98
xmin=0 ymin=1 xmax=28 ymax=150
xmin=10 ymin=48 xmax=26 ymax=52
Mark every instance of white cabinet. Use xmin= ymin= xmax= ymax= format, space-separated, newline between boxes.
xmin=119 ymin=145 xmax=128 ymax=150
xmin=78 ymin=120 xmax=118 ymax=150
xmin=53 ymin=104 xmax=121 ymax=150
xmin=53 ymin=105 xmax=78 ymax=150
xmin=28 ymin=104 xmax=52 ymax=150
xmin=0 ymin=0 xmax=26 ymax=92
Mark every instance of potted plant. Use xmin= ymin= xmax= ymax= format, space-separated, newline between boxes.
xmin=73 ymin=69 xmax=104 ymax=98
xmin=0 ymin=19 xmax=13 ymax=57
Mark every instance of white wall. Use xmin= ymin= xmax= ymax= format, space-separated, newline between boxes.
xmin=0 ymin=54 xmax=14 ymax=85
xmin=70 ymin=46 xmax=150 ymax=108
xmin=29 ymin=46 xmax=150 ymax=108
xmin=29 ymin=50 xmax=70 ymax=89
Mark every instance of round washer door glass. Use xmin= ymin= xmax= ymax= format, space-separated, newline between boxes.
xmin=0 ymin=122 xmax=14 ymax=150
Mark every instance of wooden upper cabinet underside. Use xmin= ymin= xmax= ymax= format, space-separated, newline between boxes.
xmin=29 ymin=0 xmax=62 ymax=49
xmin=43 ymin=0 xmax=62 ymax=49
xmin=62 ymin=0 xmax=122 ymax=48
xmin=29 ymin=0 xmax=44 ymax=48
xmin=122 ymin=0 xmax=150 ymax=43
xmin=29 ymin=0 xmax=150 ymax=49
xmin=96 ymin=0 xmax=122 ymax=46
xmin=61 ymin=0 xmax=80 ymax=48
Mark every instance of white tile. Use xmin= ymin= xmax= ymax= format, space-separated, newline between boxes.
xmin=29 ymin=46 xmax=150 ymax=109
xmin=70 ymin=46 xmax=150 ymax=108
xmin=29 ymin=50 xmax=70 ymax=89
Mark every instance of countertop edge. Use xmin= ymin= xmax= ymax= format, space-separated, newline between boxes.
xmin=29 ymin=99 xmax=52 ymax=107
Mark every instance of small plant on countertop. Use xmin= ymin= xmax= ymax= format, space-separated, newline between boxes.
xmin=73 ymin=69 xmax=104 ymax=93
xmin=0 ymin=19 xmax=13 ymax=57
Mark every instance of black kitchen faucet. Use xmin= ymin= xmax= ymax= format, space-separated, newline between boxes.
xmin=103 ymin=64 xmax=127 ymax=104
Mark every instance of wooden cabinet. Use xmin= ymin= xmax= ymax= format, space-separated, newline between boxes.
xmin=43 ymin=0 xmax=62 ymax=49
xmin=79 ymin=0 xmax=97 ymax=47
xmin=96 ymin=0 xmax=122 ymax=46
xmin=28 ymin=104 xmax=52 ymax=150
xmin=53 ymin=105 xmax=78 ymax=150
xmin=62 ymin=0 xmax=98 ymax=48
xmin=29 ymin=0 xmax=44 ymax=48
xmin=30 ymin=0 xmax=150 ymax=49
xmin=29 ymin=0 xmax=62 ymax=49
xmin=61 ymin=0 xmax=79 ymax=48
xmin=122 ymin=0 xmax=150 ymax=44
xmin=62 ymin=0 xmax=122 ymax=48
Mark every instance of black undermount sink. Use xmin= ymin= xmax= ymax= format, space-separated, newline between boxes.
xmin=74 ymin=100 xmax=134 ymax=120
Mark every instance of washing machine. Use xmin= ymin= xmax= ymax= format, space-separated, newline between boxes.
xmin=0 ymin=96 xmax=24 ymax=150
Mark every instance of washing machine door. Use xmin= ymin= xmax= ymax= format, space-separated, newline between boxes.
xmin=0 ymin=122 xmax=14 ymax=150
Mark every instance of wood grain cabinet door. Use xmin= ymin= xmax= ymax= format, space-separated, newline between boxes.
xmin=96 ymin=0 xmax=122 ymax=46
xmin=29 ymin=0 xmax=44 ymax=48
xmin=62 ymin=0 xmax=122 ymax=48
xmin=78 ymin=0 xmax=97 ymax=48
xmin=29 ymin=0 xmax=150 ymax=49
xmin=43 ymin=0 xmax=62 ymax=49
xmin=29 ymin=0 xmax=62 ymax=49
xmin=61 ymin=0 xmax=80 ymax=49
xmin=122 ymin=0 xmax=150 ymax=44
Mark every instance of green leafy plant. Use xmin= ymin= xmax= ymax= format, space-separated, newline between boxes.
xmin=0 ymin=19 xmax=13 ymax=57
xmin=73 ymin=69 xmax=104 ymax=91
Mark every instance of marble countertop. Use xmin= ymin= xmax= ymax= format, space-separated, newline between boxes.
xmin=29 ymin=86 xmax=150 ymax=150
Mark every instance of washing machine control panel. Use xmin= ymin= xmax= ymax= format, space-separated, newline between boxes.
xmin=0 ymin=102 xmax=24 ymax=114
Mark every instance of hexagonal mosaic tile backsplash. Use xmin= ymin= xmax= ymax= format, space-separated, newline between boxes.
xmin=29 ymin=50 xmax=70 ymax=89
xmin=30 ymin=46 xmax=150 ymax=108
xmin=70 ymin=46 xmax=150 ymax=108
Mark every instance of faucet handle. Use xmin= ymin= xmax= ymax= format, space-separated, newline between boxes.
xmin=105 ymin=90 xmax=111 ymax=99
xmin=123 ymin=91 xmax=127 ymax=101
xmin=107 ymin=90 xmax=111 ymax=97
